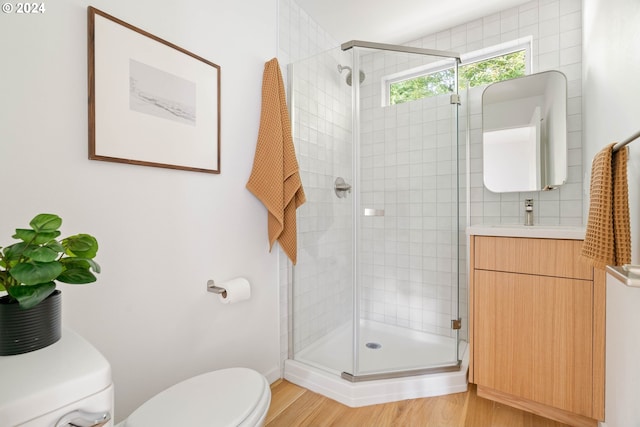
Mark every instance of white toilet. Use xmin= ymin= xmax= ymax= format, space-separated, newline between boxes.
xmin=0 ymin=328 xmax=271 ymax=427
xmin=117 ymin=367 xmax=271 ymax=427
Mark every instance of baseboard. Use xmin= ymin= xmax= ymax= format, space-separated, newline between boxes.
xmin=263 ymin=365 xmax=281 ymax=385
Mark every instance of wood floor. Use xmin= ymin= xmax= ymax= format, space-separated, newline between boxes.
xmin=265 ymin=380 xmax=571 ymax=427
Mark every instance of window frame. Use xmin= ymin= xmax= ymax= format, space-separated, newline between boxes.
xmin=383 ymin=36 xmax=533 ymax=106
xmin=382 ymin=58 xmax=455 ymax=106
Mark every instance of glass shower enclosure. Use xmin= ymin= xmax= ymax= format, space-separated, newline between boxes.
xmin=289 ymin=41 xmax=463 ymax=382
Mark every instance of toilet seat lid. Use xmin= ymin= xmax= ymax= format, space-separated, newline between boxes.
xmin=123 ymin=367 xmax=270 ymax=427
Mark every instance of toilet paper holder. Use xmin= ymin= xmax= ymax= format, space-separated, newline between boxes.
xmin=207 ymin=280 xmax=227 ymax=298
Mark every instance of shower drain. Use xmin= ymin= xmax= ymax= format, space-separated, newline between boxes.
xmin=365 ymin=342 xmax=382 ymax=350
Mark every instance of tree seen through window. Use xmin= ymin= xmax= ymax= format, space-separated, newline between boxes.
xmin=389 ymin=50 xmax=526 ymax=105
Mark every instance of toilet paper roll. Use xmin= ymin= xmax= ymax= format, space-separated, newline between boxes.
xmin=218 ymin=277 xmax=251 ymax=304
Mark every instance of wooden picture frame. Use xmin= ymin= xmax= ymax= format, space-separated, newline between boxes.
xmin=88 ymin=7 xmax=221 ymax=174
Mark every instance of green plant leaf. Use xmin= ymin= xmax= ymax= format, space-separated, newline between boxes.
xmin=63 ymin=234 xmax=99 ymax=259
xmin=10 ymin=261 xmax=63 ymax=285
xmin=32 ymin=231 xmax=61 ymax=245
xmin=3 ymin=242 xmax=29 ymax=261
xmin=61 ymin=257 xmax=101 ymax=274
xmin=60 ymin=258 xmax=90 ymax=268
xmin=13 ymin=229 xmax=61 ymax=245
xmin=87 ymin=259 xmax=101 ymax=274
xmin=57 ymin=268 xmax=97 ymax=284
xmin=24 ymin=245 xmax=59 ymax=262
xmin=7 ymin=282 xmax=56 ymax=309
xmin=12 ymin=229 xmax=36 ymax=242
xmin=0 ymin=270 xmax=7 ymax=289
xmin=45 ymin=240 xmax=64 ymax=253
xmin=29 ymin=213 xmax=62 ymax=232
xmin=58 ymin=258 xmax=100 ymax=283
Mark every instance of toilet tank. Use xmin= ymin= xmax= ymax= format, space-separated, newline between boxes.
xmin=0 ymin=328 xmax=113 ymax=426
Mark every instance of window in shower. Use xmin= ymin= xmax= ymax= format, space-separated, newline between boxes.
xmin=387 ymin=61 xmax=456 ymax=105
xmin=385 ymin=38 xmax=531 ymax=105
xmin=460 ymin=49 xmax=526 ymax=87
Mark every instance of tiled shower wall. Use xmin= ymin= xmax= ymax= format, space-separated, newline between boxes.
xmin=357 ymin=51 xmax=461 ymax=338
xmin=278 ymin=0 xmax=584 ymax=372
xmin=287 ymin=49 xmax=355 ymax=354
xmin=351 ymin=0 xmax=584 ymax=347
xmin=421 ymin=0 xmax=584 ymax=226
xmin=277 ymin=0 xmax=342 ymax=367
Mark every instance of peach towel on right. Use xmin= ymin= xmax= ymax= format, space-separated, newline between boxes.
xmin=581 ymin=143 xmax=631 ymax=268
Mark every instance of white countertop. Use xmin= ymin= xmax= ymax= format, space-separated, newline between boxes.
xmin=467 ymin=224 xmax=586 ymax=240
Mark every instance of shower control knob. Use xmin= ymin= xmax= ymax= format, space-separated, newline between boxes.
xmin=334 ymin=177 xmax=352 ymax=198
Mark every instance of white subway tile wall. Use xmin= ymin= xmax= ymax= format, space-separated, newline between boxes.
xmin=288 ymin=48 xmax=356 ymax=355
xmin=357 ymin=49 xmax=461 ymax=338
xmin=451 ymin=0 xmax=584 ymax=227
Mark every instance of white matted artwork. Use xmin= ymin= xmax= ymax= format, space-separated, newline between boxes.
xmin=88 ymin=7 xmax=221 ymax=173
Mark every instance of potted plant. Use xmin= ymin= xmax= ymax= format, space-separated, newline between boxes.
xmin=0 ymin=213 xmax=100 ymax=355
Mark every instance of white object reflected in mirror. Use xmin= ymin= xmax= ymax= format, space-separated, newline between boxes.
xmin=482 ymin=70 xmax=567 ymax=193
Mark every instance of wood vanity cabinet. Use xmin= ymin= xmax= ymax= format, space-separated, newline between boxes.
xmin=468 ymin=235 xmax=605 ymax=427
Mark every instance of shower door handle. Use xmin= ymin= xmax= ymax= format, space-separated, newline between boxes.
xmin=363 ymin=208 xmax=385 ymax=217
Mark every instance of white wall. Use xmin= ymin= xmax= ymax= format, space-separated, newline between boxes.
xmin=1 ymin=0 xmax=279 ymax=422
xmin=583 ymin=1 xmax=640 ymax=425
xmin=604 ymin=271 xmax=640 ymax=427
xmin=583 ymin=0 xmax=640 ymax=265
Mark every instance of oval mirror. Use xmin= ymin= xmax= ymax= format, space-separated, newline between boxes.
xmin=482 ymin=70 xmax=568 ymax=193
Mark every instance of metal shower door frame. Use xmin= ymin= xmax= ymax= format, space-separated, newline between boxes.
xmin=342 ymin=40 xmax=463 ymax=382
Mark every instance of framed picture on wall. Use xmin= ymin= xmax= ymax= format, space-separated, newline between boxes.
xmin=88 ymin=6 xmax=221 ymax=174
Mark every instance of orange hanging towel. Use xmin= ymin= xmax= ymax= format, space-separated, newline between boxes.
xmin=246 ymin=58 xmax=306 ymax=264
xmin=582 ymin=143 xmax=631 ymax=267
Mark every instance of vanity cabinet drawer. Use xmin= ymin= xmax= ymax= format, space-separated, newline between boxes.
xmin=474 ymin=236 xmax=592 ymax=280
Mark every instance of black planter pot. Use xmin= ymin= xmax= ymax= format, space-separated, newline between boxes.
xmin=0 ymin=290 xmax=62 ymax=356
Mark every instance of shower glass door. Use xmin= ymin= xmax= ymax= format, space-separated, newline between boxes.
xmin=346 ymin=43 xmax=461 ymax=380
xmin=288 ymin=41 xmax=463 ymax=381
xmin=288 ymin=46 xmax=357 ymax=377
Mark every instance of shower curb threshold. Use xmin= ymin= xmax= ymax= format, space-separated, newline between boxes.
xmin=283 ymin=342 xmax=469 ymax=407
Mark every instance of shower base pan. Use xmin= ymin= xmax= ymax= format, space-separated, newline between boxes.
xmin=284 ymin=320 xmax=469 ymax=407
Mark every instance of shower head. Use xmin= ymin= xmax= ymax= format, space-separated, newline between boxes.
xmin=337 ymin=64 xmax=365 ymax=86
